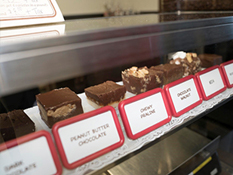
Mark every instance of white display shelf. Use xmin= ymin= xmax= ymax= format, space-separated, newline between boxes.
xmin=23 ymin=84 xmax=233 ymax=175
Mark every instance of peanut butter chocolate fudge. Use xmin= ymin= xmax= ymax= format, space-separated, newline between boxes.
xmin=36 ymin=87 xmax=83 ymax=128
xmin=0 ymin=110 xmax=35 ymax=143
xmin=150 ymin=64 xmax=184 ymax=85
xmin=170 ymin=52 xmax=201 ymax=76
xmin=198 ymin=54 xmax=222 ymax=68
xmin=85 ymin=81 xmax=126 ymax=108
xmin=122 ymin=66 xmax=163 ymax=94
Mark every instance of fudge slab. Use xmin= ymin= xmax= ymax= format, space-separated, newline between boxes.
xmin=85 ymin=81 xmax=126 ymax=108
xmin=150 ymin=64 xmax=184 ymax=85
xmin=36 ymin=87 xmax=83 ymax=128
xmin=198 ymin=54 xmax=222 ymax=68
xmin=0 ymin=110 xmax=35 ymax=143
xmin=170 ymin=52 xmax=201 ymax=76
xmin=122 ymin=66 xmax=163 ymax=94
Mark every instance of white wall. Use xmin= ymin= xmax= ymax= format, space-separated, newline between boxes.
xmin=56 ymin=0 xmax=159 ymax=16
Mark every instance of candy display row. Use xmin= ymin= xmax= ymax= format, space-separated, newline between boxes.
xmin=0 ymin=52 xmax=222 ymax=144
xmin=0 ymin=59 xmax=232 ymax=175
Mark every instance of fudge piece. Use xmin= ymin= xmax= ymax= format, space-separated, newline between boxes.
xmin=36 ymin=87 xmax=83 ymax=128
xmin=150 ymin=64 xmax=184 ymax=85
xmin=85 ymin=81 xmax=126 ymax=108
xmin=8 ymin=110 xmax=35 ymax=138
xmin=122 ymin=66 xmax=163 ymax=95
xmin=0 ymin=113 xmax=15 ymax=143
xmin=198 ymin=54 xmax=222 ymax=68
xmin=169 ymin=51 xmax=201 ymax=76
xmin=0 ymin=110 xmax=35 ymax=143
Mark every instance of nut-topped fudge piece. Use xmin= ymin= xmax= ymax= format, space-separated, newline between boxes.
xmin=198 ymin=53 xmax=222 ymax=68
xmin=122 ymin=66 xmax=163 ymax=94
xmin=85 ymin=81 xmax=126 ymax=108
xmin=36 ymin=87 xmax=83 ymax=128
xmin=150 ymin=64 xmax=184 ymax=85
xmin=169 ymin=51 xmax=201 ymax=76
xmin=0 ymin=110 xmax=35 ymax=143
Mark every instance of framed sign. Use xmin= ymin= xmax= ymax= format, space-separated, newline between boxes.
xmin=164 ymin=75 xmax=203 ymax=117
xmin=52 ymin=106 xmax=124 ymax=169
xmin=118 ymin=88 xmax=171 ymax=140
xmin=0 ymin=0 xmax=64 ymax=28
xmin=0 ymin=130 xmax=62 ymax=175
xmin=221 ymin=60 xmax=233 ymax=88
xmin=196 ymin=65 xmax=227 ymax=100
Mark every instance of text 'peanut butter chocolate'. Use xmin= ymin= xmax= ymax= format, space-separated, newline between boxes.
xmin=84 ymin=81 xmax=126 ymax=108
xmin=36 ymin=87 xmax=83 ymax=128
xmin=122 ymin=66 xmax=163 ymax=94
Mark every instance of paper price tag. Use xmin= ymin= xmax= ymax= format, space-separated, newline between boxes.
xmin=0 ymin=0 xmax=64 ymax=28
xmin=0 ymin=130 xmax=62 ymax=175
xmin=52 ymin=106 xmax=124 ymax=169
xmin=221 ymin=60 xmax=233 ymax=88
xmin=164 ymin=75 xmax=203 ymax=117
xmin=196 ymin=65 xmax=227 ymax=100
xmin=0 ymin=24 xmax=65 ymax=45
xmin=118 ymin=88 xmax=171 ymax=140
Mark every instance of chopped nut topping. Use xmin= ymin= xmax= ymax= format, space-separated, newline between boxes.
xmin=128 ymin=66 xmax=138 ymax=76
xmin=155 ymin=75 xmax=161 ymax=83
xmin=130 ymin=86 xmax=136 ymax=90
xmin=130 ymin=66 xmax=138 ymax=72
xmin=127 ymin=66 xmax=149 ymax=77
xmin=138 ymin=68 xmax=149 ymax=78
xmin=186 ymin=53 xmax=193 ymax=63
xmin=192 ymin=53 xmax=197 ymax=57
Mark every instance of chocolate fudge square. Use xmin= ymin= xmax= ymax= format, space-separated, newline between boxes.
xmin=0 ymin=110 xmax=35 ymax=143
xmin=198 ymin=54 xmax=222 ymax=68
xmin=85 ymin=81 xmax=126 ymax=108
xmin=0 ymin=113 xmax=15 ymax=143
xmin=36 ymin=87 xmax=84 ymax=128
xmin=122 ymin=66 xmax=163 ymax=95
xmin=169 ymin=53 xmax=201 ymax=76
xmin=150 ymin=64 xmax=184 ymax=85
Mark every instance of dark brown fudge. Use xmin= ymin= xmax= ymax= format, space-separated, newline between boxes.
xmin=169 ymin=52 xmax=201 ymax=76
xmin=198 ymin=54 xmax=223 ymax=68
xmin=36 ymin=87 xmax=83 ymax=128
xmin=150 ymin=64 xmax=184 ymax=85
xmin=85 ymin=81 xmax=126 ymax=108
xmin=0 ymin=110 xmax=35 ymax=143
xmin=122 ymin=66 xmax=163 ymax=94
xmin=0 ymin=113 xmax=15 ymax=143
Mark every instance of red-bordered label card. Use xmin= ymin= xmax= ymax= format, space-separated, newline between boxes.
xmin=164 ymin=75 xmax=203 ymax=117
xmin=0 ymin=0 xmax=64 ymax=28
xmin=118 ymin=88 xmax=172 ymax=140
xmin=221 ymin=60 xmax=233 ymax=88
xmin=52 ymin=106 xmax=124 ymax=169
xmin=196 ymin=65 xmax=227 ymax=100
xmin=0 ymin=130 xmax=62 ymax=175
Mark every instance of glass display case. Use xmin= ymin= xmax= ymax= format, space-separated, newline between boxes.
xmin=1 ymin=11 xmax=233 ymax=175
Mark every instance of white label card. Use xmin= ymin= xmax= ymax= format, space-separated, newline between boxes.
xmin=0 ymin=0 xmax=64 ymax=28
xmin=58 ymin=111 xmax=120 ymax=164
xmin=169 ymin=79 xmax=200 ymax=113
xmin=124 ymin=92 xmax=169 ymax=135
xmin=0 ymin=136 xmax=57 ymax=175
xmin=0 ymin=24 xmax=65 ymax=46
xmin=224 ymin=63 xmax=233 ymax=85
xmin=199 ymin=69 xmax=224 ymax=97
